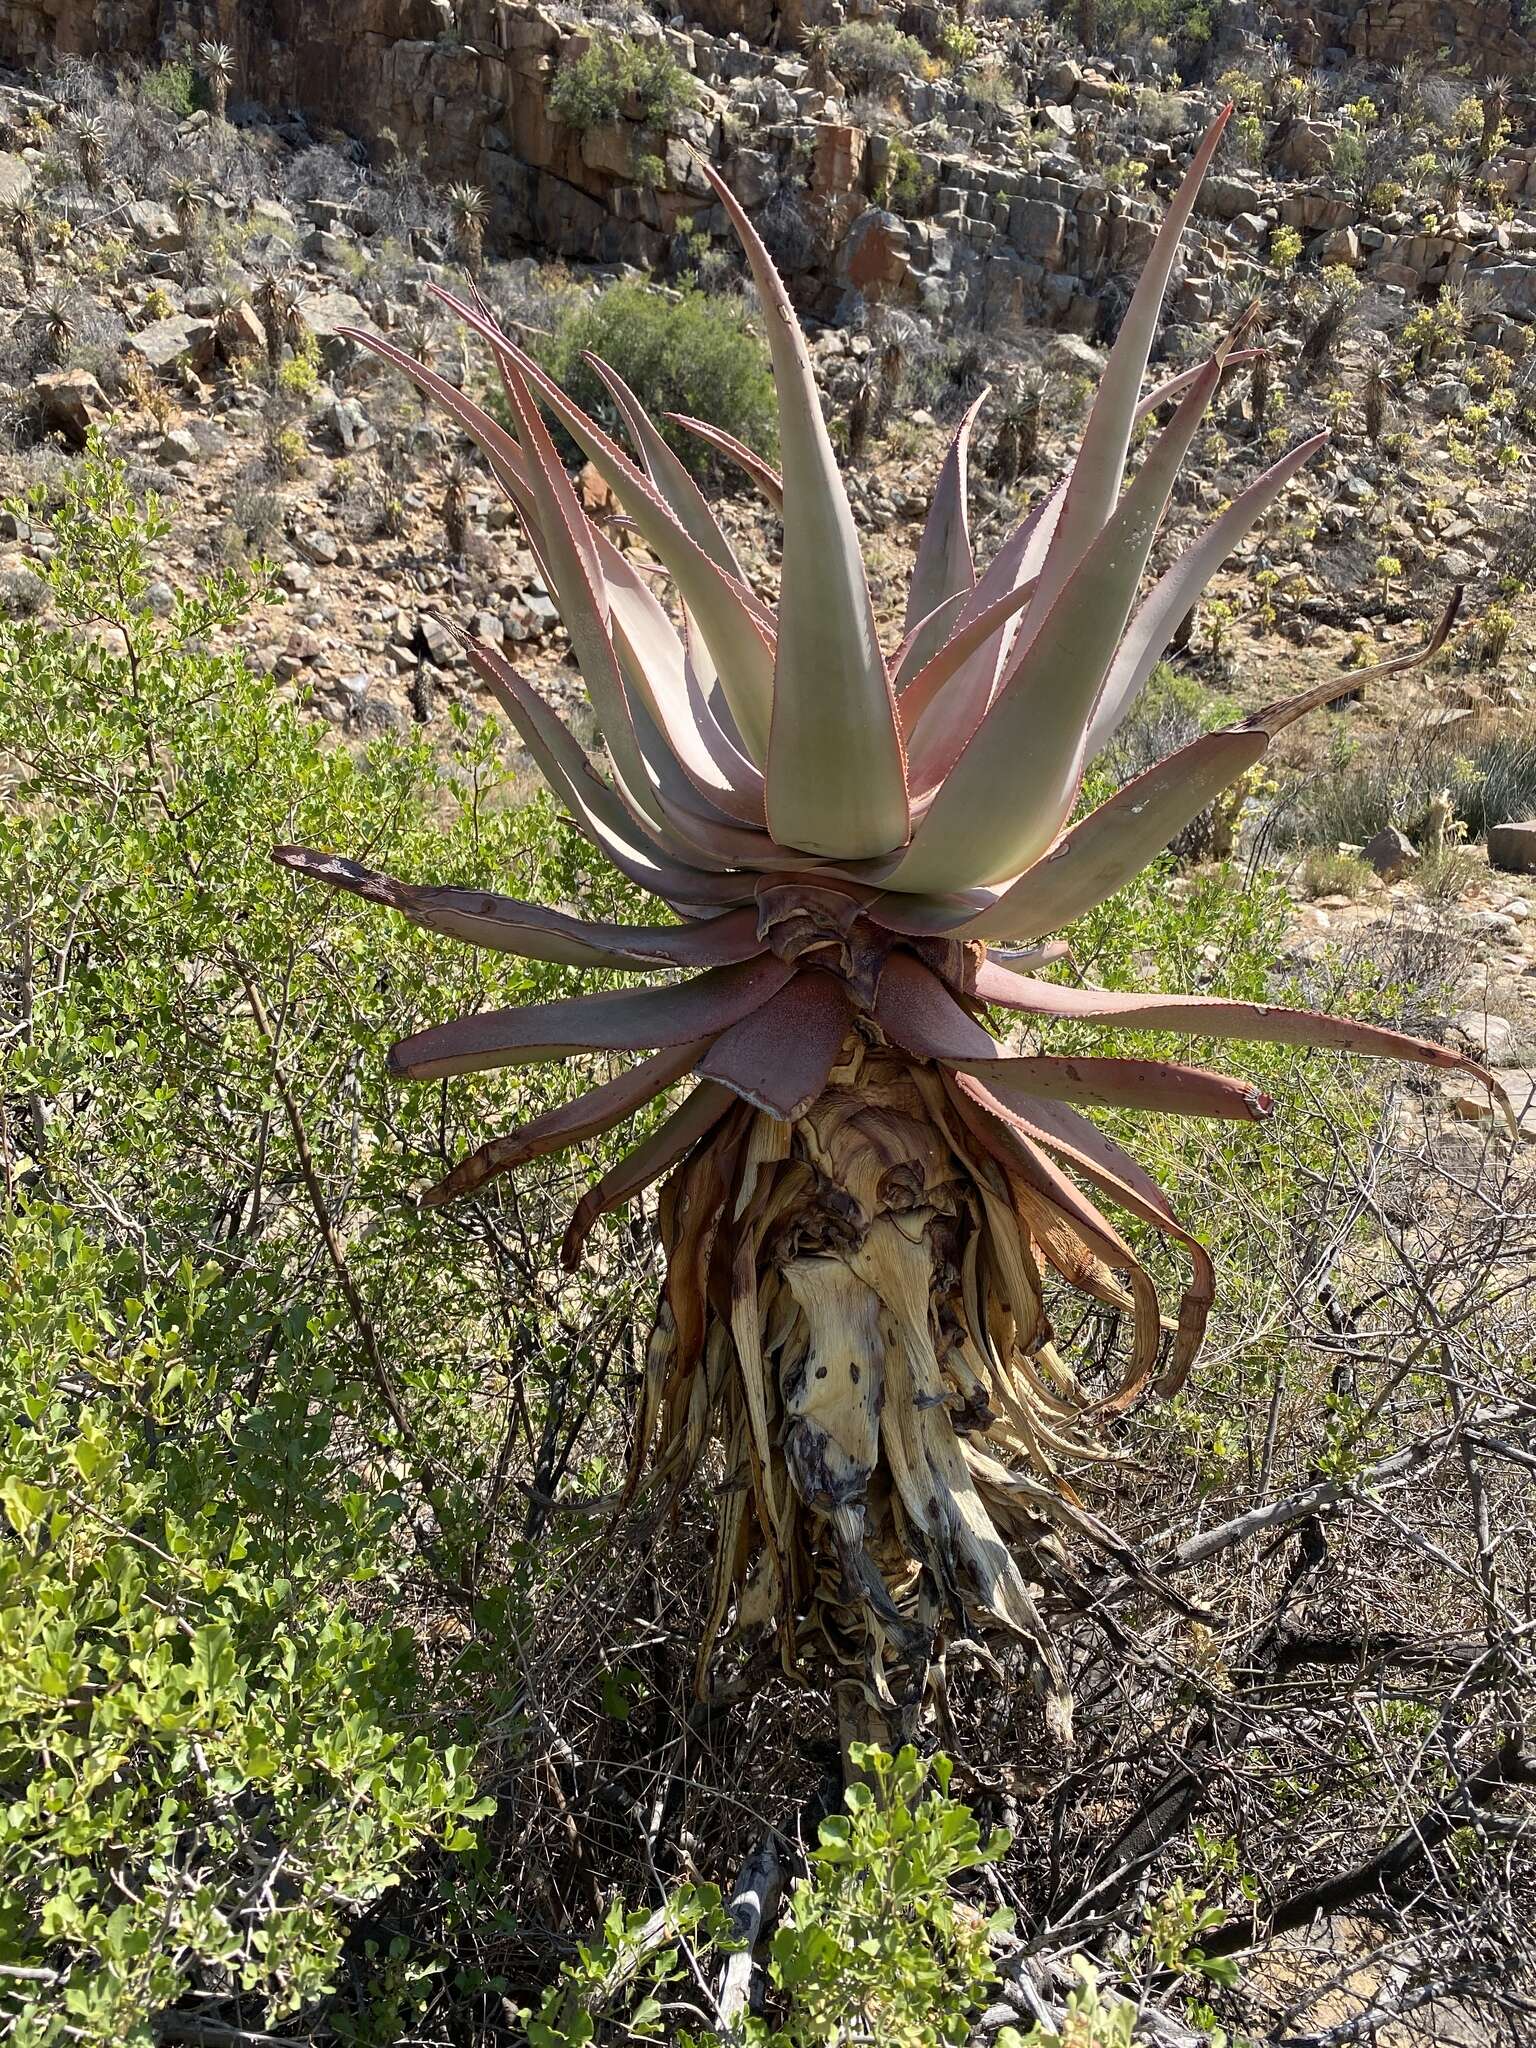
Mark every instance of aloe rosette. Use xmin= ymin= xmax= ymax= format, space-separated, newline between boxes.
xmin=277 ymin=108 xmax=1502 ymax=1736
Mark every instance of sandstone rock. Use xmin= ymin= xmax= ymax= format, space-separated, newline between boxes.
xmin=295 ymin=290 xmax=380 ymax=364
xmin=156 ymin=427 xmax=201 ymax=466
xmin=1451 ymin=1010 xmax=1518 ymax=1065
xmin=836 ymin=207 xmax=910 ymax=294
xmin=1489 ymin=821 xmax=1536 ymax=873
xmin=1361 ymin=824 xmax=1419 ymax=881
xmin=128 ymin=315 xmax=216 ymax=373
xmin=32 ymin=368 xmax=107 ymax=449
xmin=127 ymin=200 xmax=183 ymax=253
xmin=1045 ymin=334 xmax=1106 ymax=377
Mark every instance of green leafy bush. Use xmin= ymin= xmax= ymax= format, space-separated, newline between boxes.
xmin=537 ymin=283 xmax=777 ymax=474
xmin=830 ymin=21 xmax=929 ymax=90
xmin=524 ymin=1745 xmax=1018 ymax=2047
xmin=138 ymin=60 xmax=198 ymax=117
xmin=548 ymin=35 xmax=697 ymax=133
xmin=0 ymin=446 xmax=658 ymax=2043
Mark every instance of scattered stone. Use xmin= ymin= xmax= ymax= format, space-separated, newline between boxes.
xmin=32 ymin=368 xmax=107 ymax=449
xmin=128 ymin=315 xmax=216 ymax=373
xmin=1360 ymin=825 xmax=1419 ymax=882
xmin=1451 ymin=1010 xmax=1518 ymax=1065
xmin=156 ymin=427 xmax=201 ymax=466
xmin=1489 ymin=822 xmax=1536 ymax=874
xmin=126 ymin=199 xmax=183 ymax=252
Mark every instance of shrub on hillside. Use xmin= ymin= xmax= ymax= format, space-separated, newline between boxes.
xmin=547 ymin=34 xmax=697 ymax=133
xmin=537 ymin=282 xmax=777 ymax=474
xmin=829 ymin=21 xmax=929 ymax=90
xmin=0 ymin=445 xmax=657 ymax=2043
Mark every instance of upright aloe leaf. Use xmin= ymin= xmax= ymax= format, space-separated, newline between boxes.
xmin=884 ymin=356 xmax=1225 ymax=893
xmin=902 ymin=389 xmax=986 ymax=676
xmin=701 ymin=165 xmax=910 ymax=861
xmin=1026 ymin=105 xmax=1231 ymax=624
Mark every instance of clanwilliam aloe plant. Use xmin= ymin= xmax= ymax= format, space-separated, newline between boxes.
xmin=277 ymin=109 xmax=1503 ymax=1742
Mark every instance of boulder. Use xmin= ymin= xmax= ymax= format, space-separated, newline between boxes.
xmin=1451 ymin=1010 xmax=1518 ymax=1065
xmin=835 ymin=208 xmax=911 ymax=294
xmin=1360 ymin=823 xmax=1419 ymax=881
xmin=33 ymin=367 xmax=107 ymax=448
xmin=156 ymin=427 xmax=201 ymax=466
xmin=127 ymin=199 xmax=183 ymax=253
xmin=128 ymin=315 xmax=216 ymax=373
xmin=295 ymin=290 xmax=380 ymax=365
xmin=1489 ymin=820 xmax=1536 ymax=872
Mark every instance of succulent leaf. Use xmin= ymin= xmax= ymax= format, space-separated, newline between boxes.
xmin=701 ymin=165 xmax=910 ymax=862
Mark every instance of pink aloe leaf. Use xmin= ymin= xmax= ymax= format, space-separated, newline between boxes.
xmin=465 ymin=640 xmax=757 ymax=910
xmin=885 ymin=353 xmax=1227 ymax=895
xmin=695 ymin=968 xmax=853 ymax=1117
xmin=584 ymin=352 xmax=747 ymax=582
xmin=420 ymin=1040 xmax=713 ymax=1208
xmin=897 ymin=575 xmax=1040 ymax=742
xmin=562 ymin=1083 xmax=739 ymax=1269
xmin=271 ymin=847 xmax=769 ymax=969
xmin=700 ymin=163 xmax=910 ymax=862
xmin=433 ymin=287 xmax=779 ymax=760
xmin=873 ymin=949 xmax=1000 ymax=1062
xmin=1026 ymin=106 xmax=1232 ymax=623
xmin=954 ymin=595 xmax=1466 ymax=943
xmin=1082 ymin=431 xmax=1329 ymax=761
xmin=389 ymin=954 xmax=797 ymax=1081
xmin=903 ymin=388 xmax=987 ymax=673
xmin=891 ymin=588 xmax=970 ymax=689
xmin=967 ymin=959 xmax=1513 ymax=1123
xmin=665 ymin=412 xmax=784 ymax=511
xmin=946 ymin=1052 xmax=1273 ymax=1122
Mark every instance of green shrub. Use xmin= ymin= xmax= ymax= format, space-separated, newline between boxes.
xmin=536 ymin=282 xmax=777 ymax=474
xmin=0 ymin=444 xmax=659 ymax=2044
xmin=830 ymin=21 xmax=929 ymax=90
xmin=548 ymin=34 xmax=697 ymax=133
xmin=138 ymin=60 xmax=198 ymax=117
xmin=524 ymin=1745 xmax=1016 ymax=2047
xmin=1298 ymin=846 xmax=1375 ymax=898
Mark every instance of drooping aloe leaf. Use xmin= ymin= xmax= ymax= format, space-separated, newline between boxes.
xmin=271 ymin=848 xmax=769 ymax=969
xmin=946 ymin=1052 xmax=1273 ymax=1121
xmin=389 ymin=954 xmax=797 ymax=1081
xmin=701 ymin=164 xmax=910 ymax=862
xmin=696 ymin=969 xmax=854 ymax=1117
xmin=903 ymin=388 xmax=986 ymax=673
xmin=1025 ymin=105 xmax=1232 ymax=624
xmin=967 ymin=963 xmax=1513 ymax=1116
xmin=884 ymin=355 xmax=1226 ymax=894
xmin=872 ymin=949 xmax=999 ymax=1061
xmin=946 ymin=1074 xmax=1163 ymax=1404
xmin=958 ymin=1073 xmax=1213 ymax=1397
xmin=562 ymin=1082 xmax=739 ymax=1269
xmin=420 ymin=1040 xmax=713 ymax=1207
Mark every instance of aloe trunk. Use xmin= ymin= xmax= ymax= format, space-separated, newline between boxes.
xmin=277 ymin=108 xmax=1505 ymax=1738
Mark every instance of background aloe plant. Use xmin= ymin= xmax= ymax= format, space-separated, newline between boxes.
xmin=278 ymin=108 xmax=1502 ymax=1745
